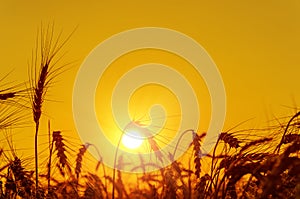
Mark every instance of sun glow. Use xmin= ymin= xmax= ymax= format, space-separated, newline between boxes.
xmin=122 ymin=131 xmax=144 ymax=149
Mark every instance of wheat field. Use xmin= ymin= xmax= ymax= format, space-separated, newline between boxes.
xmin=0 ymin=25 xmax=299 ymax=199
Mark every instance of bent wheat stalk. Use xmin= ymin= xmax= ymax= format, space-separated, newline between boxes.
xmin=275 ymin=111 xmax=300 ymax=153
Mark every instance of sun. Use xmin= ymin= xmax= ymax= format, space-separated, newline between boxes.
xmin=122 ymin=131 xmax=144 ymax=149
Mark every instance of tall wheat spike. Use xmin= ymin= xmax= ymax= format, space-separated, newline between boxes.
xmin=29 ymin=23 xmax=75 ymax=195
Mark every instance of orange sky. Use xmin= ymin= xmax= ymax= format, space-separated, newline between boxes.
xmin=0 ymin=1 xmax=300 ymax=169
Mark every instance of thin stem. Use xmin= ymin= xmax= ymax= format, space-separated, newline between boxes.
xmin=112 ymin=131 xmax=125 ymax=199
xmin=47 ymin=120 xmax=53 ymax=193
xmin=188 ymin=157 xmax=191 ymax=199
xmin=35 ymin=121 xmax=39 ymax=196
xmin=172 ymin=129 xmax=194 ymax=158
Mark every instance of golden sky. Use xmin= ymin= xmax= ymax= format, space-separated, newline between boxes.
xmin=1 ymin=1 xmax=300 ymax=168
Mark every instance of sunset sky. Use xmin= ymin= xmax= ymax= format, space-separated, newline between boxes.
xmin=1 ymin=1 xmax=300 ymax=169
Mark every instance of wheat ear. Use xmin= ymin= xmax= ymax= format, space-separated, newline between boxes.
xmin=29 ymin=23 xmax=75 ymax=195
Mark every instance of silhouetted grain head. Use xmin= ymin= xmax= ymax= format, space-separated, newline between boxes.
xmin=219 ymin=132 xmax=241 ymax=149
xmin=7 ymin=157 xmax=34 ymax=198
xmin=192 ymin=132 xmax=206 ymax=179
xmin=147 ymin=137 xmax=163 ymax=163
xmin=0 ymin=77 xmax=29 ymax=130
xmin=283 ymin=133 xmax=300 ymax=144
xmin=0 ymin=93 xmax=15 ymax=101
xmin=0 ymin=72 xmax=29 ymax=108
xmin=52 ymin=131 xmax=71 ymax=174
xmin=75 ymin=143 xmax=90 ymax=179
xmin=28 ymin=24 xmax=76 ymax=193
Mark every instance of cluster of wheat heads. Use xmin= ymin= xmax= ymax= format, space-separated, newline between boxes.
xmin=5 ymin=113 xmax=294 ymax=199
xmin=0 ymin=71 xmax=34 ymax=198
xmin=46 ymin=112 xmax=300 ymax=198
xmin=1 ymin=111 xmax=299 ymax=198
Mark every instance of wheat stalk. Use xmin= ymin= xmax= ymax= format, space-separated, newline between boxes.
xmin=275 ymin=111 xmax=300 ymax=153
xmin=29 ymin=23 xmax=75 ymax=195
xmin=47 ymin=120 xmax=53 ymax=194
